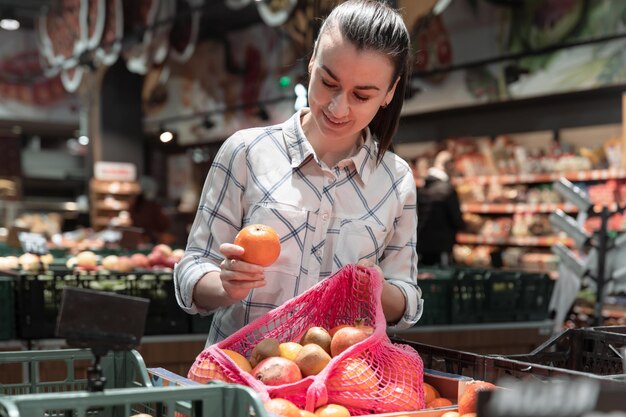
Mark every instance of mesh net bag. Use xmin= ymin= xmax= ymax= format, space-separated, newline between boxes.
xmin=188 ymin=264 xmax=425 ymax=415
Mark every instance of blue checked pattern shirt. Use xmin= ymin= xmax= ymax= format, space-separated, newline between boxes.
xmin=174 ymin=109 xmax=422 ymax=345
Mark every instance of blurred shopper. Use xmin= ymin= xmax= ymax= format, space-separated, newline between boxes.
xmin=129 ymin=176 xmax=171 ymax=244
xmin=417 ymin=151 xmax=465 ymax=266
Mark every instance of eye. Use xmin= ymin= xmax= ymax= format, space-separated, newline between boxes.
xmin=353 ymin=93 xmax=369 ymax=102
xmin=321 ymin=78 xmax=337 ymax=89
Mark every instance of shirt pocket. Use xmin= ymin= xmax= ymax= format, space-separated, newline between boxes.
xmin=336 ymin=219 xmax=388 ymax=264
xmin=245 ymin=202 xmax=309 ymax=275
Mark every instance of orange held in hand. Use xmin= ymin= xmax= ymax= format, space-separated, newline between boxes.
xmin=234 ymin=224 xmax=281 ymax=267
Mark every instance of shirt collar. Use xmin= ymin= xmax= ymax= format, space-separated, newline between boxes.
xmin=282 ymin=108 xmax=379 ymax=185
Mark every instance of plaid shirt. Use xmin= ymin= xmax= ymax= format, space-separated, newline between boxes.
xmin=174 ymin=109 xmax=422 ymax=345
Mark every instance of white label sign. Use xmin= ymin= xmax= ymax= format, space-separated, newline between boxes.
xmin=94 ymin=162 xmax=137 ymax=181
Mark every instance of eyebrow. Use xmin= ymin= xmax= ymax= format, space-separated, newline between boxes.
xmin=321 ymin=65 xmax=381 ymax=91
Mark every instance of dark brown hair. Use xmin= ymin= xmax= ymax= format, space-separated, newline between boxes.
xmin=316 ymin=0 xmax=411 ymax=163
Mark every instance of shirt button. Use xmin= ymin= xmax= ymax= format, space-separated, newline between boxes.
xmin=316 ymin=250 xmax=322 ymax=257
xmin=322 ymin=213 xmax=329 ymax=221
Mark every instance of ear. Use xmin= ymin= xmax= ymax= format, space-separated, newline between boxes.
xmin=384 ymin=76 xmax=400 ymax=106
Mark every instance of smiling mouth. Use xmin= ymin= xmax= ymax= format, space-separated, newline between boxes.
xmin=323 ymin=111 xmax=350 ymax=127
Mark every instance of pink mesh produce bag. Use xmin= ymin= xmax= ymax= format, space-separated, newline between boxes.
xmin=188 ymin=264 xmax=425 ymax=415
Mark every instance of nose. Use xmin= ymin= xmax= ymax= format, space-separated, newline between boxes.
xmin=328 ymin=92 xmax=349 ymax=118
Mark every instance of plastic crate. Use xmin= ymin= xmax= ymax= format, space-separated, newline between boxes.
xmin=0 ymin=276 xmax=14 ymax=341
xmin=12 ymin=268 xmax=190 ymax=339
xmin=450 ymin=268 xmax=489 ymax=324
xmin=391 ymin=336 xmax=626 ymax=387
xmin=515 ymin=272 xmax=555 ymax=321
xmin=417 ymin=267 xmax=457 ymax=325
xmin=0 ymin=349 xmax=151 ymax=395
xmin=0 ymin=383 xmax=267 ymax=417
xmin=505 ymin=327 xmax=626 ymax=376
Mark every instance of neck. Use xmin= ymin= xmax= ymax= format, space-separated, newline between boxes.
xmin=302 ymin=111 xmax=363 ymax=167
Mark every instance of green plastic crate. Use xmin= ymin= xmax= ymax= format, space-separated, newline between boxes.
xmin=416 ymin=267 xmax=457 ymax=325
xmin=0 ymin=349 xmax=151 ymax=395
xmin=0 ymin=383 xmax=267 ymax=417
xmin=0 ymin=277 xmax=14 ymax=341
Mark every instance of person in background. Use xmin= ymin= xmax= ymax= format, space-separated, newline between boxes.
xmin=129 ymin=176 xmax=171 ymax=245
xmin=174 ymin=0 xmax=422 ymax=346
xmin=416 ymin=150 xmax=465 ymax=266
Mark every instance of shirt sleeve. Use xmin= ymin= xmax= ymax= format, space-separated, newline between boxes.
xmin=174 ymin=133 xmax=248 ymax=315
xmin=380 ymin=168 xmax=422 ymax=330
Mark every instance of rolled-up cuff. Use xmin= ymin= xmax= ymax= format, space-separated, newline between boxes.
xmin=385 ymin=280 xmax=423 ymax=330
xmin=174 ymin=261 xmax=220 ymax=315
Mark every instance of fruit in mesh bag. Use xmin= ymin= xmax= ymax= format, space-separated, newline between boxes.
xmin=279 ymin=342 xmax=304 ymax=362
xmin=457 ymin=380 xmax=496 ymax=415
xmin=188 ymin=359 xmax=229 ymax=383
xmin=326 ymin=358 xmax=379 ymax=408
xmin=234 ymin=224 xmax=281 ymax=267
xmin=314 ymin=404 xmax=351 ymax=417
xmin=250 ymin=337 xmax=281 ymax=367
xmin=252 ymin=356 xmax=303 ymax=385
xmin=300 ymin=326 xmax=332 ymax=355
xmin=264 ymin=398 xmax=302 ymax=417
xmin=222 ymin=349 xmax=253 ymax=373
xmin=330 ymin=320 xmax=374 ymax=357
xmin=294 ymin=343 xmax=332 ymax=376
xmin=376 ymin=380 xmax=421 ymax=412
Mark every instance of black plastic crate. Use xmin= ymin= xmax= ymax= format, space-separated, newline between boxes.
xmin=505 ymin=327 xmax=626 ymax=376
xmin=516 ymin=272 xmax=555 ymax=321
xmin=0 ymin=276 xmax=15 ymax=341
xmin=13 ymin=268 xmax=190 ymax=339
xmin=482 ymin=271 xmax=521 ymax=323
xmin=451 ymin=268 xmax=490 ymax=324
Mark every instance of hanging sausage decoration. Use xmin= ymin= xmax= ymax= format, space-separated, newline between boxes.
xmin=256 ymin=0 xmax=298 ymax=27
xmin=95 ymin=0 xmax=124 ymax=67
xmin=169 ymin=0 xmax=202 ymax=64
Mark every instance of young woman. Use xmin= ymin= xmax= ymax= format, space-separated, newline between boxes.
xmin=174 ymin=0 xmax=422 ymax=345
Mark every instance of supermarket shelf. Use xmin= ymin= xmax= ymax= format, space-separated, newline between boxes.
xmin=457 ymin=233 xmax=574 ymax=247
xmin=461 ymin=202 xmax=579 ymax=214
xmin=454 ymin=169 xmax=626 ymax=186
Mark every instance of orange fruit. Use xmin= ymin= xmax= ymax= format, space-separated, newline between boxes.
xmin=376 ymin=381 xmax=421 ymax=412
xmin=314 ymin=404 xmax=351 ymax=417
xmin=458 ymin=381 xmax=496 ymax=415
xmin=327 ymin=358 xmax=378 ymax=394
xmin=427 ymin=397 xmax=454 ymax=408
xmin=300 ymin=411 xmax=317 ymax=417
xmin=264 ymin=398 xmax=302 ymax=417
xmin=221 ymin=349 xmax=253 ymax=373
xmin=423 ymin=382 xmax=440 ymax=404
xmin=234 ymin=224 xmax=281 ymax=267
xmin=279 ymin=342 xmax=304 ymax=362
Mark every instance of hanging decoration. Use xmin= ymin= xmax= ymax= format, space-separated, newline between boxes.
xmin=168 ymin=0 xmax=202 ymax=63
xmin=95 ymin=0 xmax=124 ymax=66
xmin=256 ymin=0 xmax=298 ymax=27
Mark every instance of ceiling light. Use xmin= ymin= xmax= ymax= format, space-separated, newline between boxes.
xmin=160 ymin=130 xmax=174 ymax=143
xmin=0 ymin=18 xmax=20 ymax=31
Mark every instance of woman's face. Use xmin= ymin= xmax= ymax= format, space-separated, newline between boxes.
xmin=307 ymin=27 xmax=398 ymax=145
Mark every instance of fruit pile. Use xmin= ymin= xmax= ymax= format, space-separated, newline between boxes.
xmin=65 ymin=244 xmax=183 ymax=272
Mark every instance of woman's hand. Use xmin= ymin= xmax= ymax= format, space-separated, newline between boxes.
xmin=218 ymin=243 xmax=267 ymax=301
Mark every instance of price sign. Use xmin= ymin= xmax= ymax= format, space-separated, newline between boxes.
xmin=18 ymin=232 xmax=49 ymax=255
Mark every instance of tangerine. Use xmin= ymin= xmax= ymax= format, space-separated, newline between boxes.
xmin=427 ymin=397 xmax=454 ymax=408
xmin=457 ymin=381 xmax=496 ymax=415
xmin=221 ymin=349 xmax=253 ymax=373
xmin=327 ymin=358 xmax=378 ymax=394
xmin=234 ymin=224 xmax=281 ymax=267
xmin=187 ymin=360 xmax=229 ymax=383
xmin=423 ymin=382 xmax=440 ymax=404
xmin=376 ymin=381 xmax=421 ymax=412
xmin=314 ymin=404 xmax=351 ymax=417
xmin=264 ymin=398 xmax=302 ymax=417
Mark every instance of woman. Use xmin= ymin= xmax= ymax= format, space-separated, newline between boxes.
xmin=174 ymin=0 xmax=422 ymax=345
